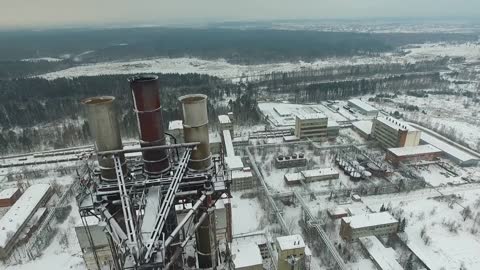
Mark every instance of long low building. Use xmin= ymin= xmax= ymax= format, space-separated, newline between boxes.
xmin=340 ymin=212 xmax=398 ymax=241
xmin=0 ymin=184 xmax=52 ymax=259
xmin=386 ymin=144 xmax=442 ymax=165
xmin=359 ymin=236 xmax=404 ymax=270
xmin=284 ymin=168 xmax=339 ymax=185
xmin=348 ymin=99 xmax=379 ymax=116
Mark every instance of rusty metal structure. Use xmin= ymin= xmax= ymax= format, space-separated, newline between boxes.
xmin=130 ymin=75 xmax=171 ymax=175
xmin=77 ymin=76 xmax=231 ymax=270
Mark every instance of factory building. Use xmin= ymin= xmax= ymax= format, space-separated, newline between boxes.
xmin=275 ymin=153 xmax=306 ymax=169
xmin=276 ymin=234 xmax=310 ymax=270
xmin=219 ymin=114 xmax=234 ymax=135
xmin=348 ymin=99 xmax=379 ymax=116
xmin=0 ymin=184 xmax=52 ymax=259
xmin=232 ymin=242 xmax=264 ymax=270
xmin=371 ymin=116 xmax=421 ymax=149
xmin=352 ymin=120 xmax=373 ymax=139
xmin=284 ymin=168 xmax=339 ymax=185
xmin=0 ymin=188 xmax=22 ymax=207
xmin=294 ymin=112 xmax=328 ymax=141
xmin=327 ymin=120 xmax=340 ymax=139
xmin=75 ymin=217 xmax=114 ymax=270
xmin=386 ymin=144 xmax=442 ymax=166
xmin=223 ymin=130 xmax=255 ymax=191
xmin=230 ymin=168 xmax=255 ymax=191
xmin=340 ymin=212 xmax=398 ymax=241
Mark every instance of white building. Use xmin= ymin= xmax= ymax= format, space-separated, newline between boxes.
xmin=294 ymin=112 xmax=328 ymax=141
xmin=371 ymin=116 xmax=421 ymax=148
xmin=301 ymin=168 xmax=339 ymax=182
xmin=219 ymin=115 xmax=234 ymax=135
xmin=276 ymin=235 xmax=310 ymax=270
xmin=75 ymin=217 xmax=114 ymax=270
xmin=348 ymin=99 xmax=379 ymax=116
xmin=340 ymin=212 xmax=398 ymax=241
xmin=232 ymin=242 xmax=263 ymax=270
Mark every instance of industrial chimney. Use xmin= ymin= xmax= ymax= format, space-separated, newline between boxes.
xmin=179 ymin=94 xmax=212 ymax=171
xmin=82 ymin=96 xmax=126 ymax=181
xmin=129 ymin=75 xmax=171 ymax=175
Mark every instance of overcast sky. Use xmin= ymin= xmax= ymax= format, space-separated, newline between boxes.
xmin=1 ymin=0 xmax=479 ymax=29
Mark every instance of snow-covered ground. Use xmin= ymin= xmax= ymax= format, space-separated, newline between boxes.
xmin=231 ymin=192 xmax=266 ymax=234
xmin=21 ymin=57 xmax=63 ymax=62
xmin=363 ymin=187 xmax=480 ymax=270
xmin=35 ymin=42 xmax=480 ymax=81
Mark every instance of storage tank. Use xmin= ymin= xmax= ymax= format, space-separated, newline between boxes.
xmin=179 ymin=94 xmax=212 ymax=171
xmin=82 ymin=96 xmax=126 ymax=181
xmin=129 ymin=75 xmax=170 ymax=175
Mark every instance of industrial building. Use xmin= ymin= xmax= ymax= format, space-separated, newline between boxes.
xmin=219 ymin=114 xmax=234 ymax=135
xmin=230 ymin=168 xmax=255 ymax=191
xmin=222 ymin=129 xmax=255 ymax=191
xmin=275 ymin=234 xmax=310 ymax=270
xmin=340 ymin=212 xmax=398 ymax=241
xmin=284 ymin=168 xmax=339 ymax=185
xmin=294 ymin=112 xmax=328 ymax=140
xmin=371 ymin=116 xmax=421 ymax=148
xmin=327 ymin=207 xmax=349 ymax=219
xmin=275 ymin=153 xmax=306 ymax=169
xmin=348 ymin=99 xmax=379 ymax=116
xmin=352 ymin=120 xmax=373 ymax=139
xmin=75 ymin=217 xmax=115 ymax=270
xmin=232 ymin=242 xmax=263 ymax=270
xmin=386 ymin=144 xmax=442 ymax=165
xmin=0 ymin=184 xmax=52 ymax=259
xmin=327 ymin=120 xmax=340 ymax=139
xmin=76 ymin=75 xmax=232 ymax=269
xmin=0 ymin=187 xmax=22 ymax=207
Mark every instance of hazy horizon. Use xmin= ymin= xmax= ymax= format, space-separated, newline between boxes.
xmin=1 ymin=0 xmax=480 ymax=30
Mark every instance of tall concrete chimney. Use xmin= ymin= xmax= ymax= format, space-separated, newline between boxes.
xmin=178 ymin=94 xmax=212 ymax=171
xmin=82 ymin=96 xmax=126 ymax=181
xmin=129 ymin=75 xmax=171 ymax=175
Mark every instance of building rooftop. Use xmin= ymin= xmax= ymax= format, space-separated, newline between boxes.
xmin=0 ymin=188 xmax=19 ymax=200
xmin=375 ymin=116 xmax=417 ymax=132
xmin=232 ymin=242 xmax=263 ymax=268
xmin=348 ymin=99 xmax=379 ymax=113
xmin=327 ymin=120 xmax=340 ymax=128
xmin=295 ymin=110 xmax=327 ymax=121
xmin=218 ymin=115 xmax=232 ymax=124
xmin=225 ymin=156 xmax=244 ymax=171
xmin=0 ymin=184 xmax=50 ymax=248
xmin=387 ymin=144 xmax=442 ymax=157
xmin=420 ymin=132 xmax=479 ymax=164
xmin=301 ymin=168 xmax=338 ymax=178
xmin=222 ymin=130 xmax=235 ymax=157
xmin=284 ymin=172 xmax=305 ymax=183
xmin=231 ymin=170 xmax=253 ymax=179
xmin=168 ymin=120 xmax=183 ymax=131
xmin=276 ymin=234 xmax=305 ymax=251
xmin=342 ymin=212 xmax=398 ymax=229
xmin=352 ymin=120 xmax=373 ymax=135
xmin=359 ymin=236 xmax=404 ymax=270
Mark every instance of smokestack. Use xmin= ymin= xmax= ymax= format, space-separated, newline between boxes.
xmin=82 ymin=96 xmax=126 ymax=181
xmin=179 ymin=94 xmax=212 ymax=171
xmin=129 ymin=75 xmax=170 ymax=175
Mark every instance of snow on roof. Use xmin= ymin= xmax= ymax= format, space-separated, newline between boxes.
xmin=284 ymin=172 xmax=305 ymax=182
xmin=218 ymin=115 xmax=231 ymax=124
xmin=359 ymin=236 xmax=403 ymax=270
xmin=327 ymin=120 xmax=340 ymax=128
xmin=276 ymin=234 xmax=305 ymax=251
xmin=295 ymin=110 xmax=326 ymax=120
xmin=232 ymin=242 xmax=263 ymax=268
xmin=420 ymin=132 xmax=479 ymax=163
xmin=375 ymin=116 xmax=417 ymax=132
xmin=231 ymin=170 xmax=253 ymax=179
xmin=222 ymin=130 xmax=235 ymax=157
xmin=342 ymin=212 xmax=398 ymax=229
xmin=0 ymin=188 xmax=19 ymax=200
xmin=0 ymin=184 xmax=50 ymax=248
xmin=328 ymin=207 xmax=348 ymax=216
xmin=348 ymin=99 xmax=378 ymax=113
xmin=353 ymin=120 xmax=373 ymax=135
xmin=283 ymin=135 xmax=300 ymax=142
xmin=225 ymin=156 xmax=244 ymax=170
xmin=168 ymin=120 xmax=183 ymax=131
xmin=387 ymin=144 xmax=442 ymax=157
xmin=301 ymin=168 xmax=338 ymax=178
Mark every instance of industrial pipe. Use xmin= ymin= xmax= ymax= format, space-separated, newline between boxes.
xmin=179 ymin=94 xmax=212 ymax=171
xmin=82 ymin=96 xmax=127 ymax=181
xmin=129 ymin=75 xmax=170 ymax=175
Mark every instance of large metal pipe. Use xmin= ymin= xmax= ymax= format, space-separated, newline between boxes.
xmin=82 ymin=96 xmax=126 ymax=181
xmin=129 ymin=75 xmax=170 ymax=175
xmin=179 ymin=94 xmax=212 ymax=171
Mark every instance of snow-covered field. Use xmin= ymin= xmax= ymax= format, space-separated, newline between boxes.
xmin=364 ymin=188 xmax=480 ymax=270
xmin=34 ymin=42 xmax=480 ymax=81
xmin=231 ymin=192 xmax=266 ymax=234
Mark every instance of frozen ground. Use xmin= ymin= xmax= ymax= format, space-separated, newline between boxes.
xmin=35 ymin=42 xmax=480 ymax=81
xmin=364 ymin=188 xmax=480 ymax=270
xmin=230 ymin=192 xmax=266 ymax=234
